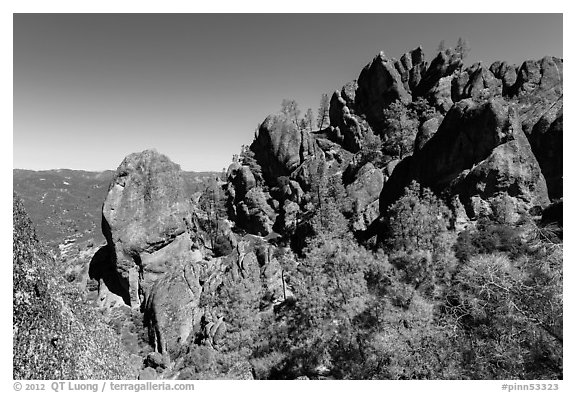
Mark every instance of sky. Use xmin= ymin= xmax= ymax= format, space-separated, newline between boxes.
xmin=13 ymin=13 xmax=563 ymax=172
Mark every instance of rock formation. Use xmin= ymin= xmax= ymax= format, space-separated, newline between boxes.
xmin=251 ymin=114 xmax=316 ymax=184
xmin=328 ymin=89 xmax=367 ymax=152
xmin=379 ymin=98 xmax=550 ymax=221
xmin=90 ymin=149 xmax=204 ymax=357
xmin=412 ymin=50 xmax=463 ymax=99
xmin=89 ymin=149 xmax=292 ymax=368
xmin=451 ymin=63 xmax=502 ymax=102
xmin=489 ymin=61 xmax=518 ymax=96
xmin=356 ymin=52 xmax=412 ymax=131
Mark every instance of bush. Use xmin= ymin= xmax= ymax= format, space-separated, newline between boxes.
xmin=454 ymin=218 xmax=522 ymax=262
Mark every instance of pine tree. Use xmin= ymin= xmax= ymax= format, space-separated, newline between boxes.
xmin=281 ymin=99 xmax=301 ymax=126
xmin=304 ymin=108 xmax=315 ymax=131
xmin=317 ymin=93 xmax=330 ymax=130
xmin=454 ymin=37 xmax=471 ymax=60
xmin=382 ymin=100 xmax=419 ymax=159
xmin=386 ymin=181 xmax=451 ymax=254
xmin=437 ymin=39 xmax=446 ymax=52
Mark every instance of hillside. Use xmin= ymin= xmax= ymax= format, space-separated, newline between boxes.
xmin=13 ymin=43 xmax=563 ymax=380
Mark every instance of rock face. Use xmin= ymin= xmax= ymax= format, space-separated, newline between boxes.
xmin=379 ymin=98 xmax=550 ymax=220
xmin=356 ymin=52 xmax=412 ymax=131
xmin=143 ymin=262 xmax=202 ymax=354
xmin=251 ymin=114 xmax=315 ymax=184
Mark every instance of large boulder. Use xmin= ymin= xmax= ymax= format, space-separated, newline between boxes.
xmin=379 ymin=98 xmax=550 ymax=221
xmin=251 ymin=114 xmax=315 ymax=184
xmin=236 ymin=188 xmax=277 ymax=236
xmin=98 ymin=149 xmax=192 ymax=308
xmin=355 ymin=52 xmax=412 ymax=131
xmin=329 ymin=89 xmax=368 ymax=152
xmin=91 ymin=149 xmax=206 ymax=357
xmin=489 ymin=61 xmax=518 ymax=96
xmin=227 ymin=164 xmax=256 ymax=199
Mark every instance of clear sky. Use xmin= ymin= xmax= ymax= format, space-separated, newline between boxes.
xmin=13 ymin=13 xmax=562 ymax=172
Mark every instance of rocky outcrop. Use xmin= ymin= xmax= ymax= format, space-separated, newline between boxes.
xmin=89 ymin=149 xmax=207 ymax=357
xmin=90 ymin=149 xmax=297 ymax=363
xmin=328 ymin=89 xmax=371 ymax=153
xmin=511 ymin=56 xmax=563 ymax=98
xmin=379 ymin=98 xmax=550 ymax=221
xmin=509 ymin=57 xmax=563 ymax=200
xmin=251 ymin=114 xmax=315 ymax=184
xmin=489 ymin=61 xmax=518 ymax=96
xmin=340 ymin=80 xmax=358 ymax=109
xmin=451 ymin=63 xmax=502 ymax=102
xmin=227 ymin=164 xmax=256 ymax=200
xmin=97 ymin=149 xmax=193 ymax=308
xmin=426 ymin=75 xmax=455 ymax=113
xmin=356 ymin=52 xmax=412 ymax=131
xmin=394 ymin=46 xmax=427 ymax=94
xmin=413 ymin=50 xmax=463 ymax=99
